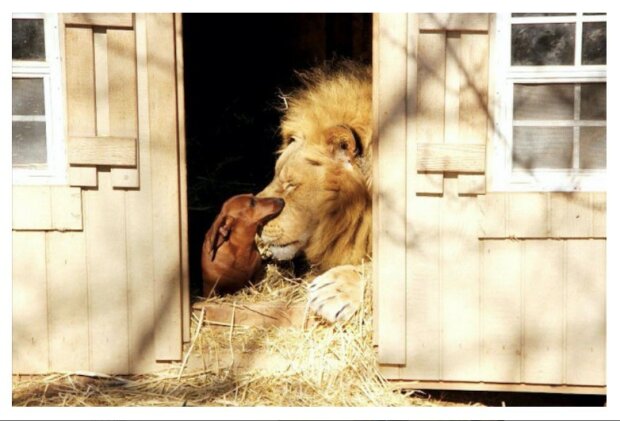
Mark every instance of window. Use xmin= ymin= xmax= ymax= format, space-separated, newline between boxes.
xmin=492 ymin=13 xmax=606 ymax=191
xmin=12 ymin=13 xmax=66 ymax=184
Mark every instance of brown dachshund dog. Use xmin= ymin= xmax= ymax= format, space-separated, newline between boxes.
xmin=201 ymin=194 xmax=285 ymax=297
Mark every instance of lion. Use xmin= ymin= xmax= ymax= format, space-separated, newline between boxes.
xmin=258 ymin=61 xmax=373 ymax=323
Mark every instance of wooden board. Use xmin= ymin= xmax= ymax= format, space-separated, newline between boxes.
xmin=147 ymin=13 xmax=183 ymax=361
xmin=416 ymin=172 xmax=444 ymax=195
xmin=175 ymin=13 xmax=191 ymax=344
xmin=94 ymin=29 xmax=110 ymax=137
xmin=65 ymin=26 xmax=96 ymax=138
xmin=480 ymin=240 xmax=522 ymax=383
xmin=403 ymin=193 xmax=441 ymax=379
xmin=417 ymin=143 xmax=486 ymax=172
xmin=12 ymin=186 xmax=52 ymax=230
xmin=68 ymin=166 xmax=98 ymax=187
xmin=550 ymin=193 xmax=594 ymax=238
xmin=522 ymin=240 xmax=563 ymax=384
xmin=440 ymin=177 xmax=480 ymax=381
xmin=67 ymin=136 xmax=137 ymax=166
xmin=418 ymin=13 xmax=489 ymax=32
xmin=46 ymin=232 xmax=90 ymax=371
xmin=125 ymin=13 xmax=156 ymax=373
xmin=565 ymin=240 xmax=606 ymax=386
xmin=403 ymin=12 xmax=423 ymax=381
xmin=591 ymin=192 xmax=606 ymax=238
xmin=416 ymin=32 xmax=445 ymax=145
xmin=459 ymin=33 xmax=489 ymax=145
xmin=477 ymin=193 xmax=507 ymax=238
xmin=371 ymin=12 xmax=380 ymax=347
xmin=50 ymin=186 xmax=83 ymax=231
xmin=193 ymin=302 xmax=308 ymax=328
xmin=110 ymin=169 xmax=140 ymax=188
xmin=374 ymin=13 xmax=408 ymax=366
xmin=64 ymin=13 xmax=133 ymax=28
xmin=506 ymin=193 xmax=549 ymax=238
xmin=480 ymin=192 xmax=606 ymax=239
xmin=458 ymin=174 xmax=486 ymax=195
xmin=444 ymin=33 xmax=460 ymax=146
xmin=13 ymin=186 xmax=82 ymax=231
xmin=83 ymin=171 xmax=129 ymax=374
xmin=390 ymin=380 xmax=605 ymax=395
xmin=108 ymin=27 xmax=140 ymax=188
xmin=485 ymin=15 xmax=498 ymax=191
xmin=12 ymin=232 xmax=48 ymax=373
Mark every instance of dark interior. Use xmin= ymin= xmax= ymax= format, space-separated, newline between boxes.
xmin=182 ymin=13 xmax=372 ymax=297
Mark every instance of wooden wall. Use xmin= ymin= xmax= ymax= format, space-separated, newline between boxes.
xmin=12 ymin=13 xmax=189 ymax=374
xmin=373 ymin=13 xmax=606 ymax=393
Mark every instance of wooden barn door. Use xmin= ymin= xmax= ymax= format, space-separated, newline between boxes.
xmin=373 ymin=13 xmax=606 ymax=393
xmin=12 ymin=13 xmax=189 ymax=374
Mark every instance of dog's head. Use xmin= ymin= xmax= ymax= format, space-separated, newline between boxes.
xmin=209 ymin=194 xmax=285 ymax=260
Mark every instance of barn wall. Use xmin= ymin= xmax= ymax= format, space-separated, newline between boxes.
xmin=12 ymin=13 xmax=188 ymax=374
xmin=374 ymin=13 xmax=606 ymax=392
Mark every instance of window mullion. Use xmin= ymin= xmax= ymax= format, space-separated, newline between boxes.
xmin=12 ymin=115 xmax=47 ymax=122
xmin=512 ymin=120 xmax=605 ymax=127
xmin=573 ymin=84 xmax=581 ymax=170
xmin=511 ymin=16 xmax=579 ymax=24
xmin=506 ymin=80 xmax=515 ymax=178
xmin=575 ymin=13 xmax=583 ymax=66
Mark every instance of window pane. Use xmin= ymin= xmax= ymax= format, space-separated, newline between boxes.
xmin=512 ymin=23 xmax=575 ymax=65
xmin=582 ymin=22 xmax=606 ymax=64
xmin=12 ymin=18 xmax=46 ymax=61
xmin=514 ymin=84 xmax=574 ymax=120
xmin=580 ymin=83 xmax=606 ymax=120
xmin=512 ymin=13 xmax=576 ymax=17
xmin=513 ymin=127 xmax=573 ymax=169
xmin=12 ymin=121 xmax=47 ymax=166
xmin=12 ymin=78 xmax=46 ymax=116
xmin=580 ymin=127 xmax=606 ymax=169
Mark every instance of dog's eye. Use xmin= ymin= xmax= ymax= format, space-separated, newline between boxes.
xmin=339 ymin=140 xmax=349 ymax=151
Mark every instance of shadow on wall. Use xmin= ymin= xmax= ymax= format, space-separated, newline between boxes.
xmin=375 ymin=13 xmax=606 ymax=391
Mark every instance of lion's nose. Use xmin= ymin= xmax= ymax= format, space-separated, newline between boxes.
xmin=256 ymin=186 xmax=272 ymax=198
xmin=257 ymin=181 xmax=282 ymax=199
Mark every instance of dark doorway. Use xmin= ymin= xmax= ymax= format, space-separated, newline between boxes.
xmin=183 ymin=13 xmax=372 ymax=297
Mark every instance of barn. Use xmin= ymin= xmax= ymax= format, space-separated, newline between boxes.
xmin=12 ymin=12 xmax=606 ymax=396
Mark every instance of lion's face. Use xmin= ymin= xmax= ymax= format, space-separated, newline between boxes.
xmin=258 ymin=63 xmax=373 ymax=269
xmin=258 ymin=125 xmax=370 ymax=265
xmin=257 ymin=140 xmax=320 ymax=261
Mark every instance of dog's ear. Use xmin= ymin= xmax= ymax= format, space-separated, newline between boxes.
xmin=210 ymin=214 xmax=234 ymax=261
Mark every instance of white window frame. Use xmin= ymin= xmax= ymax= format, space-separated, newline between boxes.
xmin=12 ymin=13 xmax=66 ymax=185
xmin=491 ymin=13 xmax=606 ymax=192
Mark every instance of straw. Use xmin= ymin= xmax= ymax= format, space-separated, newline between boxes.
xmin=12 ymin=261 xmax=474 ymax=407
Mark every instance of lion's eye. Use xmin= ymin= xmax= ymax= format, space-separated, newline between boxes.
xmin=339 ymin=140 xmax=349 ymax=151
xmin=287 ymin=137 xmax=297 ymax=145
xmin=283 ymin=182 xmax=298 ymax=193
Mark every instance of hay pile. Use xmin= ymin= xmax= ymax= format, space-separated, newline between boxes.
xmin=12 ymin=262 xmax=461 ymax=407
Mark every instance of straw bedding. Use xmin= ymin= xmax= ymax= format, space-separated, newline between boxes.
xmin=12 ymin=262 xmax=469 ymax=407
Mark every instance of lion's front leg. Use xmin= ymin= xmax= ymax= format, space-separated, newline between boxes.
xmin=307 ymin=264 xmax=366 ymax=323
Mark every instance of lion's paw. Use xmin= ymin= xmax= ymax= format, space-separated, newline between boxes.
xmin=307 ymin=265 xmax=365 ymax=323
